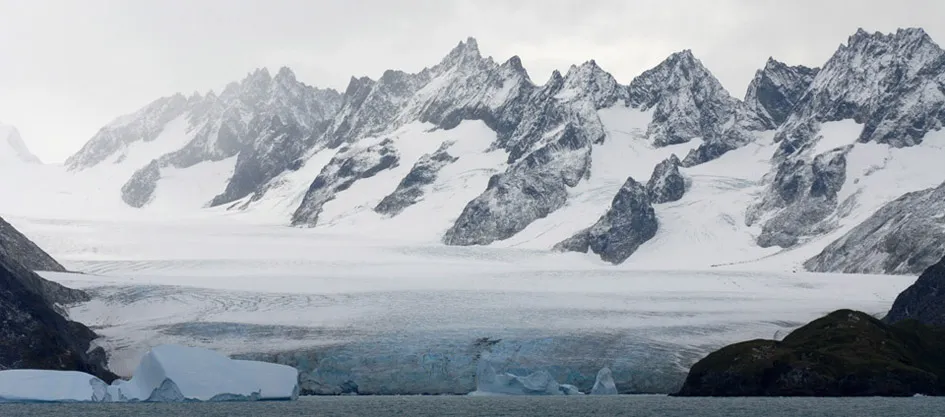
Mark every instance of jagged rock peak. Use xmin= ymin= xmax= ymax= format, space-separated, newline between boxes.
xmin=846 ymin=27 xmax=932 ymax=48
xmin=744 ymin=58 xmax=819 ymax=128
xmin=557 ymin=59 xmax=626 ymax=107
xmin=554 ymin=176 xmax=658 ymax=264
xmin=628 ymin=49 xmax=728 ymax=110
xmin=647 ymin=154 xmax=687 ymax=204
xmin=344 ymin=76 xmax=376 ymax=96
xmin=274 ymin=66 xmax=297 ymax=82
xmin=437 ymin=36 xmax=483 ymax=68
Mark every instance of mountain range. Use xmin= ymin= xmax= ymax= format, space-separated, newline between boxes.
xmin=50 ymin=28 xmax=945 ymax=275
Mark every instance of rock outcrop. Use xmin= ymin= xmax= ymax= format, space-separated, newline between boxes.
xmin=646 ymin=154 xmax=687 ymax=204
xmin=0 ymin=217 xmax=66 ymax=274
xmin=121 ymin=160 xmax=161 ymax=208
xmin=675 ymin=309 xmax=945 ymax=396
xmin=291 ymin=139 xmax=400 ymax=226
xmin=554 ymin=177 xmax=658 ymax=264
xmin=375 ymin=141 xmax=458 ymax=216
xmin=884 ymin=255 xmax=945 ymax=326
xmin=749 ymin=28 xmax=945 ymax=249
xmin=805 ymin=181 xmax=945 ymax=275
xmin=0 ymin=217 xmax=115 ymax=382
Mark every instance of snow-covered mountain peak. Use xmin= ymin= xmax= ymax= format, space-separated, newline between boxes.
xmin=432 ymin=37 xmax=486 ymax=73
xmin=503 ymin=55 xmax=526 ymax=74
xmin=555 ymin=59 xmax=627 ymax=107
xmin=274 ymin=66 xmax=297 ymax=82
xmin=627 ymin=49 xmax=726 ymax=110
xmin=548 ymin=69 xmax=565 ymax=85
xmin=773 ymin=27 xmax=945 ymax=151
xmin=0 ymin=123 xmax=42 ymax=164
xmin=750 ymin=27 xmax=945 ymax=255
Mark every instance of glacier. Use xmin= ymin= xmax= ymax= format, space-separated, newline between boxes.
xmin=0 ymin=345 xmax=298 ymax=403
xmin=9 ymin=213 xmax=911 ymax=395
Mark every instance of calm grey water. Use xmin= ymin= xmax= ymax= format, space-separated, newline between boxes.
xmin=3 ymin=395 xmax=945 ymax=417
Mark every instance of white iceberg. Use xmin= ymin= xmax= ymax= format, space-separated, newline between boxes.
xmin=110 ymin=345 xmax=299 ymax=401
xmin=471 ymin=360 xmax=583 ymax=396
xmin=0 ymin=344 xmax=299 ymax=403
xmin=590 ymin=367 xmax=618 ymax=395
xmin=0 ymin=370 xmax=110 ymax=403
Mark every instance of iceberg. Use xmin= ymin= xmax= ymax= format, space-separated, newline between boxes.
xmin=0 ymin=345 xmax=298 ymax=403
xmin=109 ymin=345 xmax=299 ymax=401
xmin=590 ymin=367 xmax=618 ymax=395
xmin=471 ymin=360 xmax=583 ymax=396
xmin=0 ymin=370 xmax=110 ymax=403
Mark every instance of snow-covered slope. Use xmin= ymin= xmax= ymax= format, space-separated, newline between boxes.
xmin=65 ymin=68 xmax=342 ymax=209
xmin=0 ymin=123 xmax=41 ymax=164
xmin=747 ymin=28 xmax=945 ymax=272
xmin=6 ymin=27 xmax=940 ymax=274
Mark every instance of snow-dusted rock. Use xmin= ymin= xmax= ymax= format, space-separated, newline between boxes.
xmin=0 ymin=216 xmax=67 ymax=274
xmin=750 ymin=28 xmax=945 ymax=248
xmin=0 ymin=370 xmax=110 ymax=403
xmin=555 ymin=177 xmax=658 ymax=264
xmin=445 ymin=123 xmax=594 ymax=245
xmin=292 ymin=139 xmax=400 ymax=226
xmin=66 ymin=68 xmax=341 ymax=208
xmin=109 ymin=345 xmax=298 ymax=402
xmin=590 ymin=367 xmax=618 ymax=395
xmin=375 ymin=141 xmax=458 ymax=216
xmin=121 ymin=160 xmax=161 ymax=208
xmin=744 ymin=58 xmax=819 ymax=128
xmin=805 ymin=181 xmax=945 ymax=275
xmin=750 ymin=147 xmax=848 ymax=248
xmin=65 ymin=95 xmax=191 ymax=170
xmin=624 ymin=50 xmax=768 ymax=167
xmin=646 ymin=154 xmax=686 ymax=203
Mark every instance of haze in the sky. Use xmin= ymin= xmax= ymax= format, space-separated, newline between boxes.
xmin=0 ymin=0 xmax=942 ymax=163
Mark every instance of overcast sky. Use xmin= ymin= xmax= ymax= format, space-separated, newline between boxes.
xmin=1 ymin=0 xmax=942 ymax=163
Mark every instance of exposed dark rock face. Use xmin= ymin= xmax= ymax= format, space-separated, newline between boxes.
xmin=444 ymin=123 xmax=594 ymax=246
xmin=646 ymin=154 xmax=687 ymax=204
xmin=805 ymin=181 xmax=945 ymax=274
xmin=121 ymin=160 xmax=161 ymax=208
xmin=675 ymin=309 xmax=945 ymax=396
xmin=0 ymin=218 xmax=115 ymax=382
xmin=628 ymin=50 xmax=767 ymax=154
xmin=554 ymin=177 xmax=658 ymax=264
xmin=885 ymin=256 xmax=945 ymax=327
xmin=210 ymin=115 xmax=318 ymax=206
xmin=744 ymin=59 xmax=819 ymax=128
xmin=375 ymin=141 xmax=458 ymax=216
xmin=0 ymin=217 xmax=66 ymax=274
xmin=291 ymin=139 xmax=400 ymax=226
xmin=0 ymin=216 xmax=84 ymax=310
xmin=751 ymin=148 xmax=849 ymax=248
xmin=750 ymin=28 xmax=945 ymax=248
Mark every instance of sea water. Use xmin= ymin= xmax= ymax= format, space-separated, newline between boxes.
xmin=2 ymin=395 xmax=944 ymax=417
